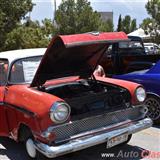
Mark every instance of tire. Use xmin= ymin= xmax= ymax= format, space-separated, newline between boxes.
xmin=25 ymin=137 xmax=45 ymax=160
xmin=145 ymin=95 xmax=160 ymax=124
xmin=19 ymin=126 xmax=39 ymax=159
xmin=25 ymin=138 xmax=37 ymax=159
xmin=19 ymin=126 xmax=45 ymax=159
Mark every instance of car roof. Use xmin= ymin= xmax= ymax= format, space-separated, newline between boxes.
xmin=128 ymin=36 xmax=143 ymax=41
xmin=0 ymin=48 xmax=46 ymax=64
xmin=144 ymin=43 xmax=159 ymax=46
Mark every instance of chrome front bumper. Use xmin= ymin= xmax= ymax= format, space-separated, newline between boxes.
xmin=34 ymin=118 xmax=152 ymax=158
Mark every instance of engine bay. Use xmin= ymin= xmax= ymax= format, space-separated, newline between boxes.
xmin=44 ymin=79 xmax=131 ymax=119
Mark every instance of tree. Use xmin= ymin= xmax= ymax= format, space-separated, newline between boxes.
xmin=55 ymin=0 xmax=113 ymax=34
xmin=98 ymin=19 xmax=114 ymax=32
xmin=117 ymin=14 xmax=122 ymax=31
xmin=3 ymin=19 xmax=56 ymax=51
xmin=146 ymin=0 xmax=160 ymax=25
xmin=130 ymin=19 xmax=137 ymax=33
xmin=140 ymin=18 xmax=153 ymax=30
xmin=117 ymin=15 xmax=137 ymax=34
xmin=122 ymin=15 xmax=131 ymax=34
xmin=0 ymin=0 xmax=33 ymax=51
xmin=144 ymin=0 xmax=160 ymax=44
xmin=120 ymin=15 xmax=137 ymax=34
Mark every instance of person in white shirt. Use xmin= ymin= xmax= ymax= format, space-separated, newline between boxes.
xmin=93 ymin=65 xmax=106 ymax=77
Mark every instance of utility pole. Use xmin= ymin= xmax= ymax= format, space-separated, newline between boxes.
xmin=53 ymin=0 xmax=57 ymax=25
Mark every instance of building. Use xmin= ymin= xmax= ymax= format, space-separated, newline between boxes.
xmin=98 ymin=12 xmax=113 ymax=23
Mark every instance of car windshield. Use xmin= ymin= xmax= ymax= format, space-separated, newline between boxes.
xmin=118 ymin=41 xmax=145 ymax=55
xmin=119 ymin=41 xmax=143 ymax=48
xmin=10 ymin=56 xmax=42 ymax=84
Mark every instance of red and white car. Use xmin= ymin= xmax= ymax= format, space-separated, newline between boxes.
xmin=0 ymin=32 xmax=152 ymax=159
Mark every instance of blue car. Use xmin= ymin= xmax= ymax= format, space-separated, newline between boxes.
xmin=114 ymin=61 xmax=160 ymax=124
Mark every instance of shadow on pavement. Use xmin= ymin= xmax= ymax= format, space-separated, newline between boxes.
xmin=0 ymin=137 xmax=27 ymax=160
xmin=153 ymin=124 xmax=160 ymax=129
xmin=0 ymin=137 xmax=150 ymax=160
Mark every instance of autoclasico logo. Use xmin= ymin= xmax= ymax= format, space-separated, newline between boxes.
xmin=117 ymin=150 xmax=160 ymax=159
xmin=101 ymin=150 xmax=160 ymax=158
xmin=141 ymin=150 xmax=160 ymax=159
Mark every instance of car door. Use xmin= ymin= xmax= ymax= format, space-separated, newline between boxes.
xmin=0 ymin=59 xmax=9 ymax=136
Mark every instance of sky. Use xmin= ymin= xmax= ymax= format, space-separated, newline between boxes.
xmin=31 ymin=0 xmax=149 ymax=28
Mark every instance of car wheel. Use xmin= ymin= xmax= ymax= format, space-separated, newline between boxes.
xmin=19 ymin=126 xmax=44 ymax=159
xmin=145 ymin=95 xmax=160 ymax=124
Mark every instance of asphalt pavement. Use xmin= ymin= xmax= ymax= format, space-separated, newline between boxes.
xmin=0 ymin=125 xmax=160 ymax=160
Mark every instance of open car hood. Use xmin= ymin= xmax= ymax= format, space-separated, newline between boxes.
xmin=31 ymin=32 xmax=128 ymax=87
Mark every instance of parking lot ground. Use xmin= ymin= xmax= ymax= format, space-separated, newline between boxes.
xmin=0 ymin=125 xmax=160 ymax=160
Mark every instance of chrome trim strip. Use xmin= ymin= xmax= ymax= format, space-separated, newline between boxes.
xmin=34 ymin=118 xmax=152 ymax=158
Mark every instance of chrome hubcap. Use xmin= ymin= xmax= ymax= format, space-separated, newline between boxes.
xmin=26 ymin=138 xmax=36 ymax=158
xmin=145 ymin=97 xmax=160 ymax=120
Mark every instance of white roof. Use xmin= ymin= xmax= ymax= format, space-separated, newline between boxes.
xmin=0 ymin=48 xmax=46 ymax=63
xmin=128 ymin=28 xmax=150 ymax=39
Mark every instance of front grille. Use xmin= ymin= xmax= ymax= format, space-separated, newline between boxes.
xmin=51 ymin=107 xmax=143 ymax=142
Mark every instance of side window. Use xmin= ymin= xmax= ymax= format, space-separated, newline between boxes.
xmin=9 ymin=56 xmax=42 ymax=84
xmin=0 ymin=59 xmax=8 ymax=85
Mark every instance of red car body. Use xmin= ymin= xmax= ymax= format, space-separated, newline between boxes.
xmin=0 ymin=32 xmax=152 ymax=158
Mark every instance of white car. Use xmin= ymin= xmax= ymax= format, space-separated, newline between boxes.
xmin=144 ymin=43 xmax=160 ymax=54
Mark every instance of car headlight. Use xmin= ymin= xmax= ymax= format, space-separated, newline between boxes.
xmin=50 ymin=102 xmax=71 ymax=123
xmin=135 ymin=87 xmax=146 ymax=103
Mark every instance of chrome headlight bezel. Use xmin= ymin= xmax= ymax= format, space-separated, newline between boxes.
xmin=135 ymin=87 xmax=146 ymax=103
xmin=50 ymin=101 xmax=71 ymax=123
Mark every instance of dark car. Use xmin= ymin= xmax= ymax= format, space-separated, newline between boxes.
xmin=99 ymin=36 xmax=153 ymax=76
xmin=118 ymin=36 xmax=146 ymax=56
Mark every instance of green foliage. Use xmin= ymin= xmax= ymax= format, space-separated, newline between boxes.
xmin=117 ymin=14 xmax=122 ymax=31
xmin=122 ymin=15 xmax=131 ymax=34
xmin=0 ymin=0 xmax=33 ymax=51
xmin=0 ymin=0 xmax=33 ymax=31
xmin=130 ymin=19 xmax=137 ymax=33
xmin=55 ymin=0 xmax=113 ymax=34
xmin=144 ymin=0 xmax=160 ymax=44
xmin=98 ymin=19 xmax=114 ymax=32
xmin=3 ymin=19 xmax=56 ymax=51
xmin=0 ymin=1 xmax=57 ymax=51
xmin=140 ymin=18 xmax=153 ymax=30
xmin=146 ymin=0 xmax=160 ymax=25
xmin=119 ymin=15 xmax=137 ymax=34
xmin=0 ymin=0 xmax=114 ymax=51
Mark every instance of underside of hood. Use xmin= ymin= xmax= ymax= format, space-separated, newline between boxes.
xmin=31 ymin=32 xmax=128 ymax=87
